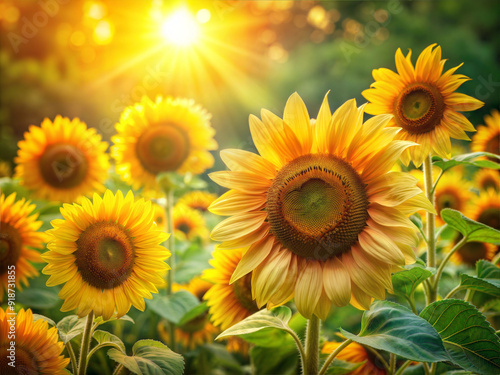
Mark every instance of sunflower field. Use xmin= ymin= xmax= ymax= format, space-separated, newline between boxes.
xmin=1 ymin=1 xmax=500 ymax=375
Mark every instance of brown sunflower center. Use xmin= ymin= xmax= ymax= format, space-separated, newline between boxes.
xmin=39 ymin=143 xmax=88 ymax=189
xmin=478 ymin=207 xmax=500 ymax=230
xmin=457 ymin=241 xmax=488 ymax=266
xmin=232 ymin=273 xmax=259 ymax=313
xmin=481 ymin=177 xmax=498 ymax=191
xmin=136 ymin=124 xmax=190 ymax=174
xmin=485 ymin=135 xmax=499 ymax=159
xmin=394 ymin=83 xmax=445 ymax=135
xmin=75 ymin=222 xmax=135 ymax=289
xmin=0 ymin=346 xmax=38 ymax=375
xmin=267 ymin=154 xmax=369 ymax=260
xmin=0 ymin=222 xmax=22 ymax=275
xmin=436 ymin=191 xmax=461 ymax=215
xmin=177 ymin=222 xmax=191 ymax=235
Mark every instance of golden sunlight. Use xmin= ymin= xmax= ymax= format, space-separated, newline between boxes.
xmin=161 ymin=8 xmax=200 ymax=46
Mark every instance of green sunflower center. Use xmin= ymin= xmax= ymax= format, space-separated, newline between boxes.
xmin=478 ymin=207 xmax=500 ymax=230
xmin=232 ymin=273 xmax=259 ymax=313
xmin=0 ymin=346 xmax=38 ymax=375
xmin=0 ymin=222 xmax=22 ymax=275
xmin=394 ymin=83 xmax=445 ymax=135
xmin=267 ymin=154 xmax=369 ymax=260
xmin=75 ymin=222 xmax=135 ymax=289
xmin=136 ymin=124 xmax=190 ymax=174
xmin=39 ymin=143 xmax=88 ymax=189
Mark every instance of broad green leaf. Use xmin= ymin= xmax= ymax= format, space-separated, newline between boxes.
xmin=92 ymin=330 xmax=126 ymax=353
xmin=250 ymin=344 xmax=298 ymax=375
xmin=340 ymin=301 xmax=448 ymax=362
xmin=32 ymin=314 xmax=56 ymax=326
xmin=177 ymin=301 xmax=209 ymax=326
xmin=420 ymin=299 xmax=500 ymax=374
xmin=457 ymin=274 xmax=500 ymax=297
xmin=216 ymin=306 xmax=292 ymax=341
xmin=239 ymin=327 xmax=294 ymax=348
xmin=325 ymin=360 xmax=365 ymax=375
xmin=433 ymin=152 xmax=500 ymax=171
xmin=146 ymin=290 xmax=199 ymax=324
xmin=57 ymin=315 xmax=86 ymax=344
xmin=93 ymin=314 xmax=135 ymax=327
xmin=202 ymin=344 xmax=242 ymax=372
xmin=440 ymin=209 xmax=500 ymax=244
xmin=108 ymin=339 xmax=184 ymax=375
xmin=477 ymin=260 xmax=500 ymax=279
xmin=16 ymin=288 xmax=60 ymax=309
xmin=392 ymin=263 xmax=435 ymax=299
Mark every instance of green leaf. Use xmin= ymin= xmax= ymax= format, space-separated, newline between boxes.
xmin=440 ymin=209 xmax=500 ymax=244
xmin=16 ymin=288 xmax=60 ymax=309
xmin=392 ymin=263 xmax=435 ymax=299
xmin=250 ymin=345 xmax=298 ymax=375
xmin=410 ymin=213 xmax=423 ymax=230
xmin=108 ymin=339 xmax=184 ymax=375
xmin=57 ymin=315 xmax=86 ymax=344
xmin=420 ymin=299 xmax=500 ymax=374
xmin=93 ymin=314 xmax=135 ymax=327
xmin=92 ymin=330 xmax=126 ymax=353
xmin=146 ymin=290 xmax=199 ymax=324
xmin=325 ymin=359 xmax=365 ymax=375
xmin=340 ymin=301 xmax=448 ymax=362
xmin=216 ymin=306 xmax=292 ymax=341
xmin=202 ymin=344 xmax=242 ymax=372
xmin=32 ymin=314 xmax=56 ymax=326
xmin=477 ymin=260 xmax=500 ymax=279
xmin=457 ymin=274 xmax=500 ymax=297
xmin=433 ymin=152 xmax=500 ymax=171
xmin=177 ymin=301 xmax=209 ymax=326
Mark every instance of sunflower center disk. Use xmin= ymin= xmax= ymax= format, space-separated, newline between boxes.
xmin=232 ymin=273 xmax=259 ymax=312
xmin=39 ymin=143 xmax=88 ymax=188
xmin=478 ymin=208 xmax=500 ymax=230
xmin=395 ymin=83 xmax=445 ymax=135
xmin=436 ymin=193 xmax=459 ymax=212
xmin=0 ymin=222 xmax=22 ymax=274
xmin=267 ymin=154 xmax=369 ymax=260
xmin=136 ymin=124 xmax=190 ymax=174
xmin=458 ymin=242 xmax=487 ymax=266
xmin=0 ymin=346 xmax=38 ymax=374
xmin=75 ymin=222 xmax=135 ymax=289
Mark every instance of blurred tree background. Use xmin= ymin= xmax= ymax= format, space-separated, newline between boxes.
xmin=1 ymin=0 xmax=499 ymax=177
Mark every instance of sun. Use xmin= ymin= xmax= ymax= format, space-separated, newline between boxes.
xmin=161 ymin=8 xmax=200 ymax=46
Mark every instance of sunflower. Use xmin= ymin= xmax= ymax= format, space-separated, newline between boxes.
xmin=474 ymin=169 xmax=500 ymax=192
xmin=111 ymin=96 xmax=217 ymax=191
xmin=152 ymin=202 xmax=167 ymax=230
xmin=450 ymin=237 xmax=497 ymax=266
xmin=14 ymin=116 xmax=109 ymax=203
xmin=173 ymin=204 xmax=208 ymax=241
xmin=362 ymin=44 xmax=483 ymax=167
xmin=203 ymin=248 xmax=260 ymax=331
xmin=209 ymin=93 xmax=434 ymax=319
xmin=0 ymin=308 xmax=69 ymax=374
xmin=159 ymin=277 xmax=218 ymax=350
xmin=472 ymin=109 xmax=500 ymax=161
xmin=0 ymin=193 xmax=45 ymax=301
xmin=434 ymin=172 xmax=473 ymax=225
xmin=42 ymin=190 xmax=170 ymax=320
xmin=178 ymin=191 xmax=218 ymax=212
xmin=466 ymin=189 xmax=500 ymax=231
xmin=322 ymin=341 xmax=386 ymax=375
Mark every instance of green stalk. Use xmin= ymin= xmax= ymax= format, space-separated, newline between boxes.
xmin=165 ymin=187 xmax=177 ymax=351
xmin=77 ymin=311 xmax=94 ymax=375
xmin=423 ymin=155 xmax=437 ymax=303
xmin=66 ymin=342 xmax=78 ymax=375
xmin=303 ymin=315 xmax=320 ymax=375
xmin=433 ymin=236 xmax=467 ymax=291
xmin=318 ymin=339 xmax=353 ymax=375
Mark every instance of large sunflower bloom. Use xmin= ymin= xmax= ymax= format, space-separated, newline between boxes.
xmin=472 ymin=109 xmax=500 ymax=160
xmin=322 ymin=341 xmax=386 ymax=375
xmin=111 ymin=96 xmax=217 ymax=191
xmin=0 ymin=193 xmax=45 ymax=301
xmin=209 ymin=93 xmax=434 ymax=319
xmin=159 ymin=278 xmax=218 ymax=350
xmin=42 ymin=190 xmax=170 ymax=320
xmin=15 ymin=116 xmax=109 ymax=203
xmin=362 ymin=44 xmax=483 ymax=167
xmin=203 ymin=248 xmax=260 ymax=331
xmin=0 ymin=308 xmax=69 ymax=374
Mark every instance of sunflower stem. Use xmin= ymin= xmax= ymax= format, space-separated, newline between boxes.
xmin=304 ymin=315 xmax=320 ymax=375
xmin=394 ymin=360 xmax=412 ymax=375
xmin=423 ymin=154 xmax=437 ymax=303
xmin=112 ymin=364 xmax=123 ymax=375
xmin=66 ymin=342 xmax=78 ymax=375
xmin=164 ymin=187 xmax=177 ymax=351
xmin=78 ymin=311 xmax=94 ymax=375
xmin=433 ymin=235 xmax=467 ymax=292
xmin=389 ymin=353 xmax=396 ymax=374
xmin=318 ymin=339 xmax=353 ymax=375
